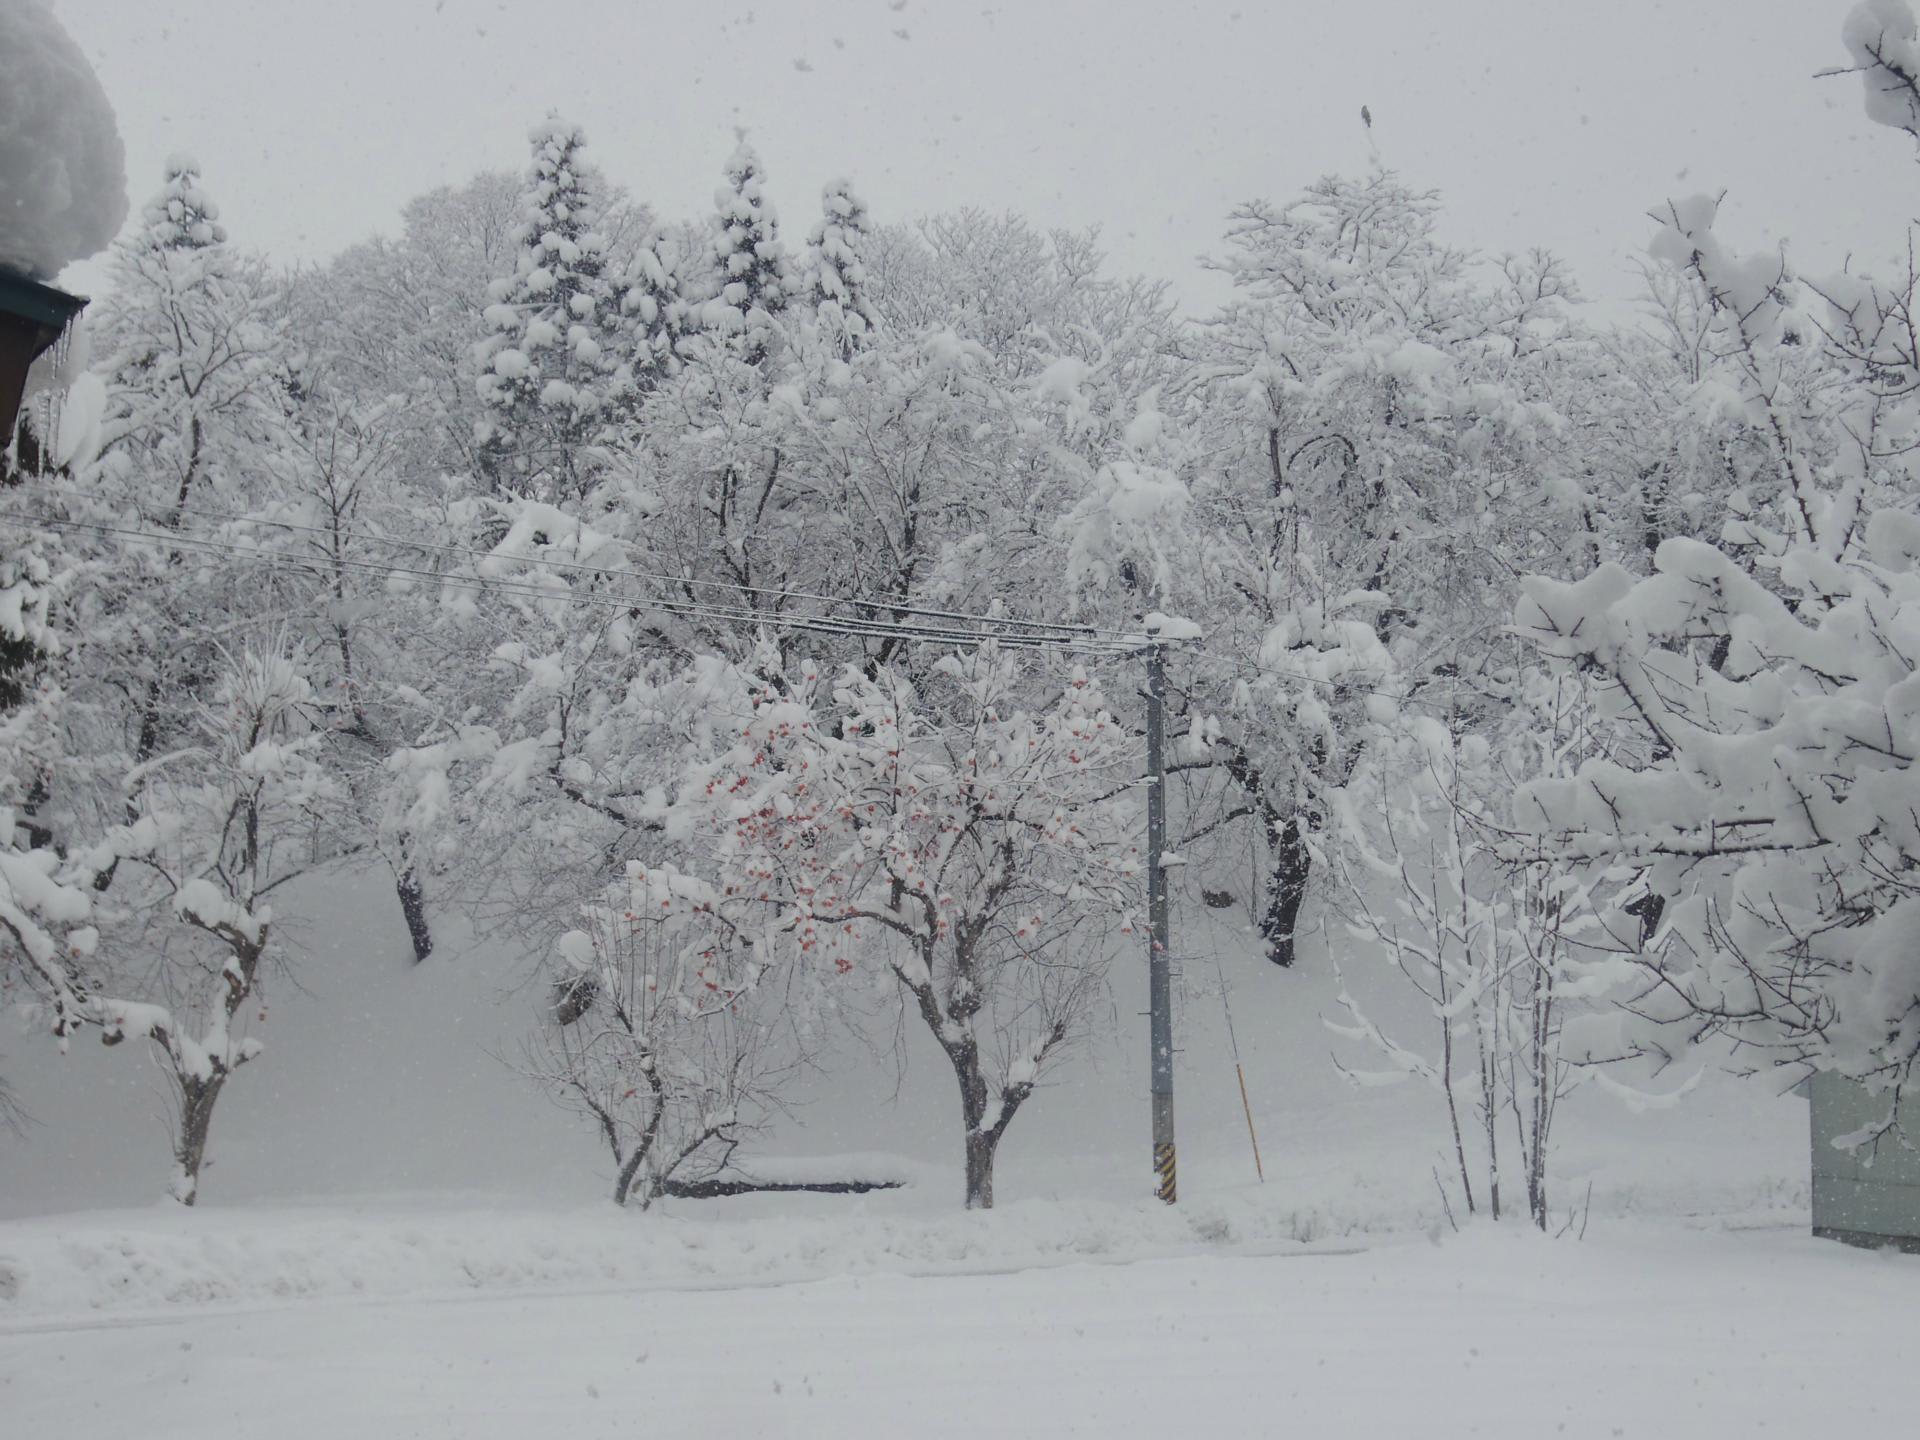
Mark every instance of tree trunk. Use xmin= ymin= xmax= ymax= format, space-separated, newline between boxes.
xmin=395 ymin=863 xmax=433 ymax=964
xmin=1260 ymin=814 xmax=1313 ymax=967
xmin=1438 ymin=1005 xmax=1477 ymax=1217
xmin=166 ymin=927 xmax=264 ymax=1207
xmin=172 ymin=1074 xmax=226 ymax=1207
xmin=964 ymin=1127 xmax=1000 ymax=1210
xmin=1527 ymin=1133 xmax=1548 ymax=1231
xmin=93 ymin=682 xmax=165 ymax=893
xmin=1481 ymin=1056 xmax=1502 ymax=1223
xmin=613 ymin=1145 xmax=649 ymax=1208
xmin=946 ymin=1032 xmax=1004 ymax=1210
xmin=19 ymin=774 xmax=54 ymax=850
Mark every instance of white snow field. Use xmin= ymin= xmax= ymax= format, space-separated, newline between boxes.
xmin=1 ymin=1216 xmax=1914 ymax=1439
xmin=0 ymin=866 xmax=1815 ymax=1225
xmin=0 ymin=870 xmax=1903 ymax=1435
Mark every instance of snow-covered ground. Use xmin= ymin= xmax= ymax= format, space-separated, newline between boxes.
xmin=0 ymin=866 xmax=1815 ymax=1226
xmin=0 ymin=871 xmax=1882 ymax=1435
xmin=3 ymin=1216 xmax=1913 ymax=1439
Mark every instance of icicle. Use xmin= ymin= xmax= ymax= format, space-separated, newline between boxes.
xmin=18 ymin=315 xmax=79 ymax=475
xmin=45 ymin=319 xmax=74 ymax=470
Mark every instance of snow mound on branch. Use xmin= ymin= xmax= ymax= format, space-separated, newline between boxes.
xmin=1648 ymin=194 xmax=1795 ymax=342
xmin=1060 ymin=460 xmax=1192 ymax=596
xmin=1844 ymin=0 xmax=1920 ymax=139
xmin=1143 ymin=612 xmax=1203 ymax=642
xmin=0 ymin=0 xmax=128 ymax=279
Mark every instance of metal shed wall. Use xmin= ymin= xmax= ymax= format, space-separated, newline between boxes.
xmin=1809 ymin=1071 xmax=1920 ymax=1253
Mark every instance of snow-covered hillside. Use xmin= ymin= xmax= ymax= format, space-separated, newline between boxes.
xmin=0 ymin=862 xmax=1808 ymax=1227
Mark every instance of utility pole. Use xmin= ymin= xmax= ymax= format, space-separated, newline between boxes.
xmin=1144 ymin=638 xmax=1176 ymax=1203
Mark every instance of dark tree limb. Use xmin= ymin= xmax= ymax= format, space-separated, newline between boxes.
xmin=655 ymin=1175 xmax=907 ymax=1200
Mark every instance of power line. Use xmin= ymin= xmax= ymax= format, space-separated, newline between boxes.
xmin=71 ymin=495 xmax=1137 ymax=642
xmin=0 ymin=510 xmax=1143 ymax=657
xmin=1234 ymin=657 xmax=1467 ymax=714
xmin=2 ymin=511 xmax=1482 ymax=703
xmin=10 ymin=510 xmax=1123 ymax=653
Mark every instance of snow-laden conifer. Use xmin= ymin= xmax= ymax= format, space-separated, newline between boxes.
xmin=694 ymin=140 xmax=795 ymax=360
xmin=475 ymin=116 xmax=631 ymax=501
xmin=803 ymin=177 xmax=877 ymax=352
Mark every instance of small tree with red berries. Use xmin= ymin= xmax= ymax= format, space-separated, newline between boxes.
xmin=634 ymin=646 xmax=1142 ymax=1208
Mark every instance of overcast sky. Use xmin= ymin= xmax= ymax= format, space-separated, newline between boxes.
xmin=49 ymin=0 xmax=1916 ymax=313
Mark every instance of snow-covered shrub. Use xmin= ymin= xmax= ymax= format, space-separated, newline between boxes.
xmin=1331 ymin=670 xmax=1619 ymax=1229
xmin=527 ymin=891 xmax=792 ymax=1209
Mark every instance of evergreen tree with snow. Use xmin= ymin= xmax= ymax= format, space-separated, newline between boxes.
xmin=804 ymin=177 xmax=877 ymax=353
xmin=474 ymin=116 xmax=631 ymax=502
xmin=620 ymin=234 xmax=685 ymax=388
xmin=137 ymin=152 xmax=227 ymax=252
xmin=698 ymin=140 xmax=795 ymax=361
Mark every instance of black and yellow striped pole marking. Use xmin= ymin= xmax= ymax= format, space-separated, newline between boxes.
xmin=1145 ymin=636 xmax=1178 ymax=1205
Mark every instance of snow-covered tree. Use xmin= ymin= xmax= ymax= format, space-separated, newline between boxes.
xmin=843 ymin=212 xmax=1183 ymax=632
xmin=376 ymin=492 xmax=708 ymax=955
xmin=635 ymin=648 xmax=1142 ymax=1208
xmin=803 ymin=178 xmax=877 ymax=354
xmin=1836 ymin=0 xmax=1920 ymax=142
xmin=475 ymin=118 xmax=632 ymax=502
xmin=90 ymin=155 xmax=284 ymax=508
xmin=5 ymin=159 xmax=395 ymax=1199
xmin=100 ymin=644 xmax=339 ymax=1202
xmin=0 ymin=0 xmax=124 ymax=1112
xmin=238 ymin=387 xmax=440 ymax=961
xmin=1330 ymin=669 xmax=1613 ymax=1228
xmin=527 ymin=880 xmax=801 ymax=1208
xmin=64 ymin=155 xmax=292 ymax=847
xmin=695 ymin=140 xmax=795 ymax=362
xmin=86 ymin=152 xmax=283 ymax=506
xmin=8 ymin=638 xmax=340 ymax=1203
xmin=1509 ymin=12 xmax=1920 ymax=1136
xmin=1076 ymin=172 xmax=1593 ymax=967
xmin=619 ymin=235 xmax=686 ymax=388
xmin=300 ymin=170 xmax=523 ymax=485
xmin=386 ymin=237 xmax=1149 ymax=960
xmin=0 ymin=512 xmax=101 ymax=1124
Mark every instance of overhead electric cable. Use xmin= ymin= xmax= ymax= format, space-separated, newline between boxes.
xmin=0 ymin=510 xmax=1143 ymax=656
xmin=3 ymin=512 xmax=1478 ymax=702
xmin=64 ymin=496 xmax=1133 ymax=641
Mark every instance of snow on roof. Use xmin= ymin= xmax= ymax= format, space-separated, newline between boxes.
xmin=0 ymin=0 xmax=129 ymax=280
